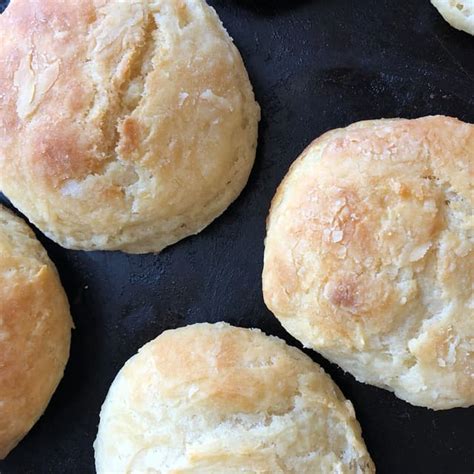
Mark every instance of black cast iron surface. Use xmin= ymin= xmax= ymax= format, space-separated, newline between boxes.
xmin=0 ymin=0 xmax=473 ymax=473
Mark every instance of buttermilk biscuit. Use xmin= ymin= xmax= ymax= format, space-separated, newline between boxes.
xmin=94 ymin=323 xmax=374 ymax=473
xmin=0 ymin=206 xmax=72 ymax=459
xmin=431 ymin=0 xmax=474 ymax=35
xmin=0 ymin=0 xmax=260 ymax=253
xmin=263 ymin=116 xmax=474 ymax=410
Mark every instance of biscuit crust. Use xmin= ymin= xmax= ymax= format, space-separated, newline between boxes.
xmin=0 ymin=206 xmax=72 ymax=459
xmin=0 ymin=0 xmax=260 ymax=252
xmin=94 ymin=323 xmax=374 ymax=473
xmin=263 ymin=116 xmax=474 ymax=409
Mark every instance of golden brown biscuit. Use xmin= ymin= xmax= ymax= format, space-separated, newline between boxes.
xmin=0 ymin=206 xmax=73 ymax=459
xmin=0 ymin=0 xmax=260 ymax=253
xmin=94 ymin=323 xmax=374 ymax=473
xmin=263 ymin=116 xmax=474 ymax=410
xmin=431 ymin=0 xmax=474 ymax=35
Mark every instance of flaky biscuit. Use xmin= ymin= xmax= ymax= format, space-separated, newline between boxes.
xmin=0 ymin=206 xmax=72 ymax=459
xmin=94 ymin=323 xmax=374 ymax=473
xmin=0 ymin=0 xmax=260 ymax=253
xmin=431 ymin=0 xmax=474 ymax=35
xmin=263 ymin=116 xmax=474 ymax=409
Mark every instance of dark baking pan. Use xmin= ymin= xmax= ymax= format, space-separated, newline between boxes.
xmin=0 ymin=0 xmax=473 ymax=473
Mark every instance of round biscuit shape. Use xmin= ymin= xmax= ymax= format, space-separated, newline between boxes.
xmin=0 ymin=205 xmax=72 ymax=459
xmin=263 ymin=116 xmax=474 ymax=410
xmin=94 ymin=323 xmax=374 ymax=473
xmin=0 ymin=0 xmax=260 ymax=253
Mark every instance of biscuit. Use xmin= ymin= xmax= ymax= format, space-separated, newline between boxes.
xmin=94 ymin=323 xmax=374 ymax=473
xmin=0 ymin=0 xmax=260 ymax=253
xmin=431 ymin=0 xmax=474 ymax=35
xmin=263 ymin=116 xmax=474 ymax=410
xmin=0 ymin=206 xmax=72 ymax=459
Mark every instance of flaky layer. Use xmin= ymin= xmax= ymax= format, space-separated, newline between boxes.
xmin=94 ymin=323 xmax=374 ymax=473
xmin=0 ymin=206 xmax=72 ymax=459
xmin=0 ymin=0 xmax=260 ymax=252
xmin=263 ymin=116 xmax=474 ymax=410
